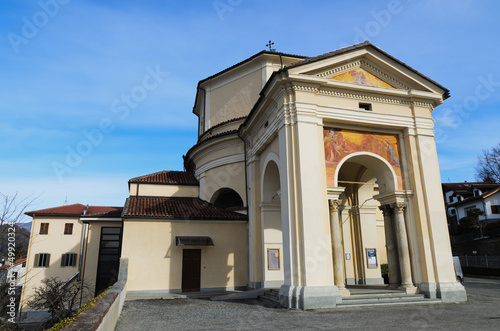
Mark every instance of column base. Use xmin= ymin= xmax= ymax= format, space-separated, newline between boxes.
xmin=418 ymin=282 xmax=437 ymax=299
xmin=279 ymin=285 xmax=342 ymax=309
xmin=437 ymin=282 xmax=467 ymax=302
xmin=398 ymin=284 xmax=418 ymax=294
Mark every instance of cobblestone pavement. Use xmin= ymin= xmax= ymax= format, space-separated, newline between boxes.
xmin=115 ymin=278 xmax=500 ymax=330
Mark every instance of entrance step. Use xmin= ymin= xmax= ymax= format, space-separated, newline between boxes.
xmin=258 ymin=289 xmax=282 ymax=308
xmin=338 ymin=293 xmax=441 ymax=308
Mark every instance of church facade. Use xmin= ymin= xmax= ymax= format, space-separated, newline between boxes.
xmin=21 ymin=42 xmax=466 ymax=312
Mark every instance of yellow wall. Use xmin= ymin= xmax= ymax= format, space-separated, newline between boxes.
xmin=121 ymin=219 xmax=248 ymax=291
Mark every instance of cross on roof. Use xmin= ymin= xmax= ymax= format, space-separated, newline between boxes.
xmin=266 ymin=40 xmax=275 ymax=51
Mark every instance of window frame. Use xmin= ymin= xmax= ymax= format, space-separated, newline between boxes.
xmin=61 ymin=253 xmax=77 ymax=267
xmin=64 ymin=223 xmax=74 ymax=235
xmin=39 ymin=223 xmax=49 ymax=235
xmin=34 ymin=253 xmax=50 ymax=267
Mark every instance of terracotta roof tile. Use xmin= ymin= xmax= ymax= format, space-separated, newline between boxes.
xmin=82 ymin=208 xmax=123 ymax=218
xmin=129 ymin=170 xmax=198 ymax=185
xmin=123 ymin=197 xmax=248 ymax=221
xmin=26 ymin=204 xmax=122 ymax=217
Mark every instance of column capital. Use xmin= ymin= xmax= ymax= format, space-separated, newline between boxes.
xmin=392 ymin=202 xmax=406 ymax=213
xmin=328 ymin=199 xmax=340 ymax=212
xmin=378 ymin=204 xmax=393 ymax=216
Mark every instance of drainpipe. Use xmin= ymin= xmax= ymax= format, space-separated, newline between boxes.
xmin=79 ymin=222 xmax=90 ymax=307
xmin=77 ymin=221 xmax=86 ymax=281
xmin=237 ymin=129 xmax=250 ymax=286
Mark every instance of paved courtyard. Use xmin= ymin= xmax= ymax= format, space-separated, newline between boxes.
xmin=115 ymin=277 xmax=500 ymax=330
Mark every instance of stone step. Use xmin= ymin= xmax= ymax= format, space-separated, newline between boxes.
xmin=337 ymin=298 xmax=442 ymax=308
xmin=258 ymin=290 xmax=282 ymax=307
xmin=347 ymin=293 xmax=426 ymax=300
xmin=341 ymin=294 xmax=425 ymax=305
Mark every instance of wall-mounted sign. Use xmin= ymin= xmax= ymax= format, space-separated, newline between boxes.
xmin=366 ymin=248 xmax=377 ymax=269
xmin=268 ymin=248 xmax=280 ymax=270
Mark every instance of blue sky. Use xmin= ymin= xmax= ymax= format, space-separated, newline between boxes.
xmin=1 ymin=0 xmax=499 ymax=215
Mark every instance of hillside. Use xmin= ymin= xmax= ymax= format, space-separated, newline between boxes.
xmin=0 ymin=224 xmax=30 ymax=261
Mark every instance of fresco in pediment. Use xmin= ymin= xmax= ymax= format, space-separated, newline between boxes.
xmin=330 ymin=68 xmax=394 ymax=89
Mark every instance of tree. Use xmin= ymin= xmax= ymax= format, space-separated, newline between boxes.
xmin=458 ymin=208 xmax=486 ymax=237
xmin=475 ymin=143 xmax=500 ymax=183
xmin=26 ymin=277 xmax=90 ymax=329
xmin=0 ymin=192 xmax=39 ymax=231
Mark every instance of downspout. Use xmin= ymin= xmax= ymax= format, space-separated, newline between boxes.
xmin=77 ymin=221 xmax=86 ymax=281
xmin=79 ymin=221 xmax=90 ymax=307
xmin=237 ymin=129 xmax=250 ymax=286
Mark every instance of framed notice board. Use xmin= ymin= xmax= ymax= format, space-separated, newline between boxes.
xmin=366 ymin=248 xmax=378 ymax=269
xmin=268 ymin=248 xmax=280 ymax=270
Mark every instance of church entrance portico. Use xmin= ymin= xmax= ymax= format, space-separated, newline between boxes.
xmin=329 ymin=151 xmax=417 ymax=295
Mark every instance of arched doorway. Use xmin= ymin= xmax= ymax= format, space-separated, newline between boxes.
xmin=330 ymin=152 xmax=415 ymax=293
xmin=260 ymin=159 xmax=284 ymax=287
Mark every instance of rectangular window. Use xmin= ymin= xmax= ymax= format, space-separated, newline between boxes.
xmin=34 ymin=253 xmax=50 ymax=267
xmin=359 ymin=102 xmax=372 ymax=111
xmin=64 ymin=223 xmax=73 ymax=235
xmin=39 ymin=223 xmax=49 ymax=235
xmin=61 ymin=253 xmax=77 ymax=267
xmin=491 ymin=205 xmax=500 ymax=214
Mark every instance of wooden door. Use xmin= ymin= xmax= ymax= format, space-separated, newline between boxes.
xmin=182 ymin=249 xmax=201 ymax=292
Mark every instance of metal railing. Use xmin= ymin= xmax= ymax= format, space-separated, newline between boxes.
xmin=458 ymin=255 xmax=500 ymax=268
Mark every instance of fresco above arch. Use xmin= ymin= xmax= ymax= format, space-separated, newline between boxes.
xmin=330 ymin=67 xmax=394 ymax=89
xmin=323 ymin=128 xmax=403 ymax=190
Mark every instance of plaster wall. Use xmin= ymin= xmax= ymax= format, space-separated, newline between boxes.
xmin=129 ymin=183 xmax=199 ymax=198
xmin=121 ymin=220 xmax=247 ymax=292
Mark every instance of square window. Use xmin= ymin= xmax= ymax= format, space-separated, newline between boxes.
xmin=34 ymin=253 xmax=50 ymax=267
xmin=64 ymin=223 xmax=73 ymax=235
xmin=61 ymin=253 xmax=77 ymax=267
xmin=492 ymin=205 xmax=500 ymax=214
xmin=39 ymin=223 xmax=49 ymax=235
xmin=359 ymin=103 xmax=372 ymax=111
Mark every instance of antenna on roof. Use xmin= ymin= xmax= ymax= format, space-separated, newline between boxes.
xmin=266 ymin=40 xmax=275 ymax=52
xmin=63 ymin=196 xmax=68 ymax=206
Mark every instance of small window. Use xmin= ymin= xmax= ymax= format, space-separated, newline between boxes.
xmin=359 ymin=103 xmax=372 ymax=111
xmin=12 ymin=272 xmax=18 ymax=280
xmin=64 ymin=223 xmax=73 ymax=235
xmin=61 ymin=253 xmax=77 ymax=267
xmin=34 ymin=253 xmax=50 ymax=267
xmin=39 ymin=223 xmax=49 ymax=235
xmin=491 ymin=205 xmax=500 ymax=214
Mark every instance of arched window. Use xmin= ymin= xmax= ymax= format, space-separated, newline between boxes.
xmin=211 ymin=188 xmax=244 ymax=210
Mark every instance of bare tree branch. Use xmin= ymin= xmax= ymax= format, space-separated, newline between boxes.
xmin=0 ymin=192 xmax=41 ymax=227
xmin=475 ymin=143 xmax=500 ymax=183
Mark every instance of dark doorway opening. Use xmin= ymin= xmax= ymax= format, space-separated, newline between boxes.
xmin=182 ymin=249 xmax=201 ymax=292
xmin=95 ymin=227 xmax=122 ymax=296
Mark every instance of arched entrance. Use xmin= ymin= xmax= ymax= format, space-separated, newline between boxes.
xmin=260 ymin=158 xmax=284 ymax=287
xmin=329 ymin=152 xmax=416 ymax=294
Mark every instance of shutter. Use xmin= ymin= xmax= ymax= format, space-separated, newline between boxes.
xmin=61 ymin=254 xmax=66 ymax=267
xmin=46 ymin=254 xmax=51 ymax=267
xmin=34 ymin=254 xmax=40 ymax=267
xmin=72 ymin=254 xmax=77 ymax=267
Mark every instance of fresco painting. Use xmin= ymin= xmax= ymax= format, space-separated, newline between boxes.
xmin=324 ymin=128 xmax=403 ymax=190
xmin=330 ymin=68 xmax=394 ymax=89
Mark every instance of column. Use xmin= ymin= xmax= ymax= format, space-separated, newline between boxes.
xmin=379 ymin=204 xmax=400 ymax=288
xmin=392 ymin=203 xmax=417 ymax=294
xmin=329 ymin=199 xmax=349 ymax=297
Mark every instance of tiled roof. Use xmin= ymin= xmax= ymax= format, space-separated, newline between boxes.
xmin=123 ymin=197 xmax=248 ymax=221
xmin=449 ymin=188 xmax=500 ymax=207
xmin=26 ymin=204 xmax=122 ymax=217
xmin=82 ymin=208 xmax=123 ymax=218
xmin=129 ymin=170 xmax=198 ymax=186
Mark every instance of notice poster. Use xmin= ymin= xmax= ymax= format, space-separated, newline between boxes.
xmin=366 ymin=248 xmax=377 ymax=268
xmin=268 ymin=249 xmax=280 ymax=270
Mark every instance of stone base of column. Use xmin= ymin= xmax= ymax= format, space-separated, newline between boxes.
xmin=436 ymin=282 xmax=467 ymax=302
xmin=398 ymin=284 xmax=418 ymax=294
xmin=418 ymin=282 xmax=437 ymax=299
xmin=339 ymin=287 xmax=351 ymax=298
xmin=279 ymin=285 xmax=342 ymax=309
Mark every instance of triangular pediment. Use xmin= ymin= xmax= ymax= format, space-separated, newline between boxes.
xmin=286 ymin=43 xmax=448 ymax=97
xmin=329 ymin=67 xmax=394 ymax=89
xmin=311 ymin=58 xmax=413 ymax=90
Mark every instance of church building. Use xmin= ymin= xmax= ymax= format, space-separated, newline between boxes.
xmin=21 ymin=41 xmax=466 ymax=311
